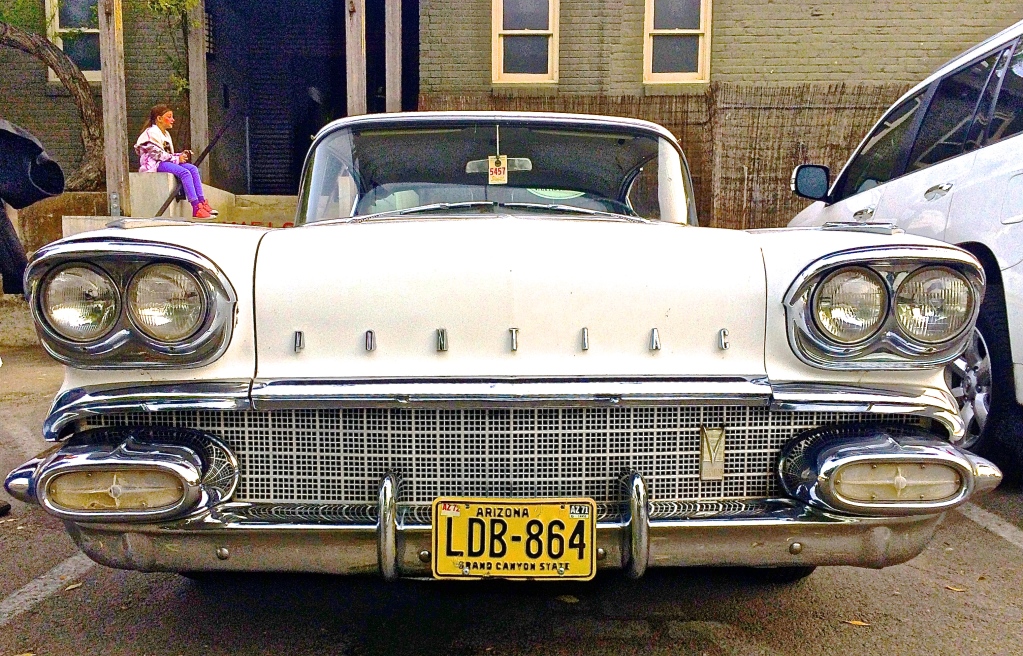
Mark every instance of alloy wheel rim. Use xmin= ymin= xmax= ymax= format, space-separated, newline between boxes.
xmin=945 ymin=328 xmax=992 ymax=450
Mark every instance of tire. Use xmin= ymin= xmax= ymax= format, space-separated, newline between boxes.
xmin=747 ymin=566 xmax=816 ymax=584
xmin=948 ymin=278 xmax=1023 ymax=472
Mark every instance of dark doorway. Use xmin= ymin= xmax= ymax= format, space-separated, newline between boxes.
xmin=205 ymin=0 xmax=418 ymax=195
xmin=206 ymin=0 xmax=346 ymax=195
xmin=366 ymin=0 xmax=420 ymax=114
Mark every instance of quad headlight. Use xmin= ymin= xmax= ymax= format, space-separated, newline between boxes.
xmin=127 ymin=264 xmax=208 ymax=343
xmin=26 ymin=241 xmax=237 ymax=368
xmin=895 ymin=266 xmax=973 ymax=344
xmin=785 ymin=247 xmax=984 ymax=369
xmin=812 ymin=267 xmax=887 ymax=344
xmin=41 ymin=265 xmax=120 ymax=342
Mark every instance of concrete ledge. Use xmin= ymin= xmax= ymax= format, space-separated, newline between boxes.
xmin=129 ymin=172 xmax=191 ymax=218
xmin=63 ymin=216 xmax=114 ymax=239
xmin=15 ymin=193 xmax=108 ymax=253
xmin=0 ymin=295 xmax=38 ymax=348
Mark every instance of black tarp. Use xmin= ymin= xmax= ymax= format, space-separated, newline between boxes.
xmin=0 ymin=120 xmax=65 ymax=295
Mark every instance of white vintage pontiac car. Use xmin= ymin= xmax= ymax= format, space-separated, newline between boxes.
xmin=5 ymin=112 xmax=1002 ymax=583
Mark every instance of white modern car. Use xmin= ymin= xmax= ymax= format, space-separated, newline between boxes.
xmin=5 ymin=112 xmax=1001 ymax=583
xmin=790 ymin=20 xmax=1023 ymax=467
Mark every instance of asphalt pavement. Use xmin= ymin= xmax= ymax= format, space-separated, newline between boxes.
xmin=2 ymin=345 xmax=1022 ymax=656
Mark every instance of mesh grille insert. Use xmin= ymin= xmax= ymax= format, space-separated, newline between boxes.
xmin=83 ymin=407 xmax=925 ymax=504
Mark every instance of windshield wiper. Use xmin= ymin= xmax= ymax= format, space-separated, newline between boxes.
xmin=498 ymin=202 xmax=648 ymax=223
xmin=331 ymin=201 xmax=498 ymax=224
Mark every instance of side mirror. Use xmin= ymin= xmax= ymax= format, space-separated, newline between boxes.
xmin=791 ymin=165 xmax=830 ymax=201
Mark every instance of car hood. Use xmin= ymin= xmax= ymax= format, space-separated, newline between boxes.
xmin=253 ymin=217 xmax=768 ymax=380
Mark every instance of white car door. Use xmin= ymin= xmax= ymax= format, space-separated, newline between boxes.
xmin=874 ymin=50 xmax=1007 ymax=240
xmin=946 ymin=45 xmax=1023 ymax=269
xmin=789 ymin=89 xmax=926 ymax=228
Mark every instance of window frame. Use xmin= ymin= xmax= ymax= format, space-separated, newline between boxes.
xmin=976 ymin=37 xmax=1023 ymax=147
xmin=643 ymin=0 xmax=712 ymax=84
xmin=491 ymin=0 xmax=559 ymax=84
xmin=829 ymin=45 xmax=1013 ymax=204
xmin=45 ymin=0 xmax=102 ymax=83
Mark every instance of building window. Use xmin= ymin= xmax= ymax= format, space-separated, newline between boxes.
xmin=492 ymin=0 xmax=558 ymax=84
xmin=46 ymin=0 xmax=102 ymax=82
xmin=643 ymin=0 xmax=711 ymax=83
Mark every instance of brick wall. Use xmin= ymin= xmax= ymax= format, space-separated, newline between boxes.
xmin=420 ymin=0 xmax=1023 ymax=93
xmin=712 ymin=0 xmax=1023 ymax=84
xmin=419 ymin=0 xmax=492 ymax=93
xmin=0 ymin=0 xmax=184 ymax=183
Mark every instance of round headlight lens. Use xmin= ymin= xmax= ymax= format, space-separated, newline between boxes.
xmin=41 ymin=266 xmax=119 ymax=342
xmin=127 ymin=264 xmax=207 ymax=342
xmin=895 ymin=267 xmax=973 ymax=343
xmin=812 ymin=267 xmax=887 ymax=344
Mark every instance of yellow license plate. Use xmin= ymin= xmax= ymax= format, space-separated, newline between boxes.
xmin=432 ymin=498 xmax=597 ymax=580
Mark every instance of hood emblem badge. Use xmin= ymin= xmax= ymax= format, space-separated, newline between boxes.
xmin=700 ymin=426 xmax=726 ymax=481
xmin=436 ymin=328 xmax=448 ymax=352
xmin=650 ymin=328 xmax=661 ymax=351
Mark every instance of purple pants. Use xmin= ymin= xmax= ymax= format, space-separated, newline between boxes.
xmin=157 ymin=162 xmax=204 ymax=203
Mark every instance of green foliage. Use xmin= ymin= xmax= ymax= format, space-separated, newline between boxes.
xmin=0 ymin=0 xmax=46 ymax=33
xmin=144 ymin=0 xmax=198 ymax=15
xmin=138 ymin=0 xmax=198 ymax=99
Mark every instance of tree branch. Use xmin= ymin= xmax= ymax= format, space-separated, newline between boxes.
xmin=0 ymin=20 xmax=105 ymax=191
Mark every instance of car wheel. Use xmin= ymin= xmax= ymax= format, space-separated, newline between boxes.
xmin=950 ymin=278 xmax=1023 ymax=471
xmin=748 ymin=566 xmax=816 ymax=584
xmin=945 ymin=327 xmax=992 ymax=451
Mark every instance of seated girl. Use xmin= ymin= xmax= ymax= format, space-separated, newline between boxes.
xmin=134 ymin=105 xmax=217 ymax=219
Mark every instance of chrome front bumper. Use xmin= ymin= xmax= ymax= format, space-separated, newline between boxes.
xmin=13 ymin=379 xmax=996 ymax=578
xmin=65 ymin=495 xmax=947 ymax=577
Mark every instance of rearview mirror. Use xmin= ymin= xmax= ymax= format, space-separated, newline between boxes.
xmin=791 ymin=165 xmax=830 ymax=201
xmin=466 ymin=157 xmax=533 ymax=173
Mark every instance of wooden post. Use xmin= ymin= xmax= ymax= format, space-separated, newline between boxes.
xmin=385 ymin=0 xmax=401 ymax=112
xmin=187 ymin=1 xmax=210 ymax=178
xmin=98 ymin=0 xmax=131 ymax=216
xmin=346 ymin=0 xmax=367 ymax=116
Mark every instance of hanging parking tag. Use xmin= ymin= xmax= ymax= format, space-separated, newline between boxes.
xmin=488 ymin=156 xmax=508 ymax=185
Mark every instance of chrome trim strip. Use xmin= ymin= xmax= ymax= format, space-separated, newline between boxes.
xmin=25 ymin=238 xmax=238 ymax=369
xmin=377 ymin=475 xmax=399 ymax=581
xmin=624 ymin=473 xmax=649 ymax=579
xmin=771 ymin=382 xmax=964 ymax=441
xmin=43 ymin=382 xmax=252 ymax=441
xmin=783 ymin=245 xmax=985 ymax=370
xmin=249 ymin=378 xmax=774 ymax=409
xmin=42 ymin=380 xmax=965 ymax=443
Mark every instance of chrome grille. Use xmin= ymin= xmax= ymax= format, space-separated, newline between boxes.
xmin=84 ymin=407 xmax=925 ymax=504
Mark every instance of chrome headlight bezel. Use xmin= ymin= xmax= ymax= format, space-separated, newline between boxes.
xmin=785 ymin=246 xmax=985 ymax=370
xmin=26 ymin=239 xmax=237 ymax=369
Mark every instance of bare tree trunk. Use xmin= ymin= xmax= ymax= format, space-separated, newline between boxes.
xmin=0 ymin=20 xmax=105 ymax=191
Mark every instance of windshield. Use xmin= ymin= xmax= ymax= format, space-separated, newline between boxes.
xmin=297 ymin=120 xmax=695 ymax=225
